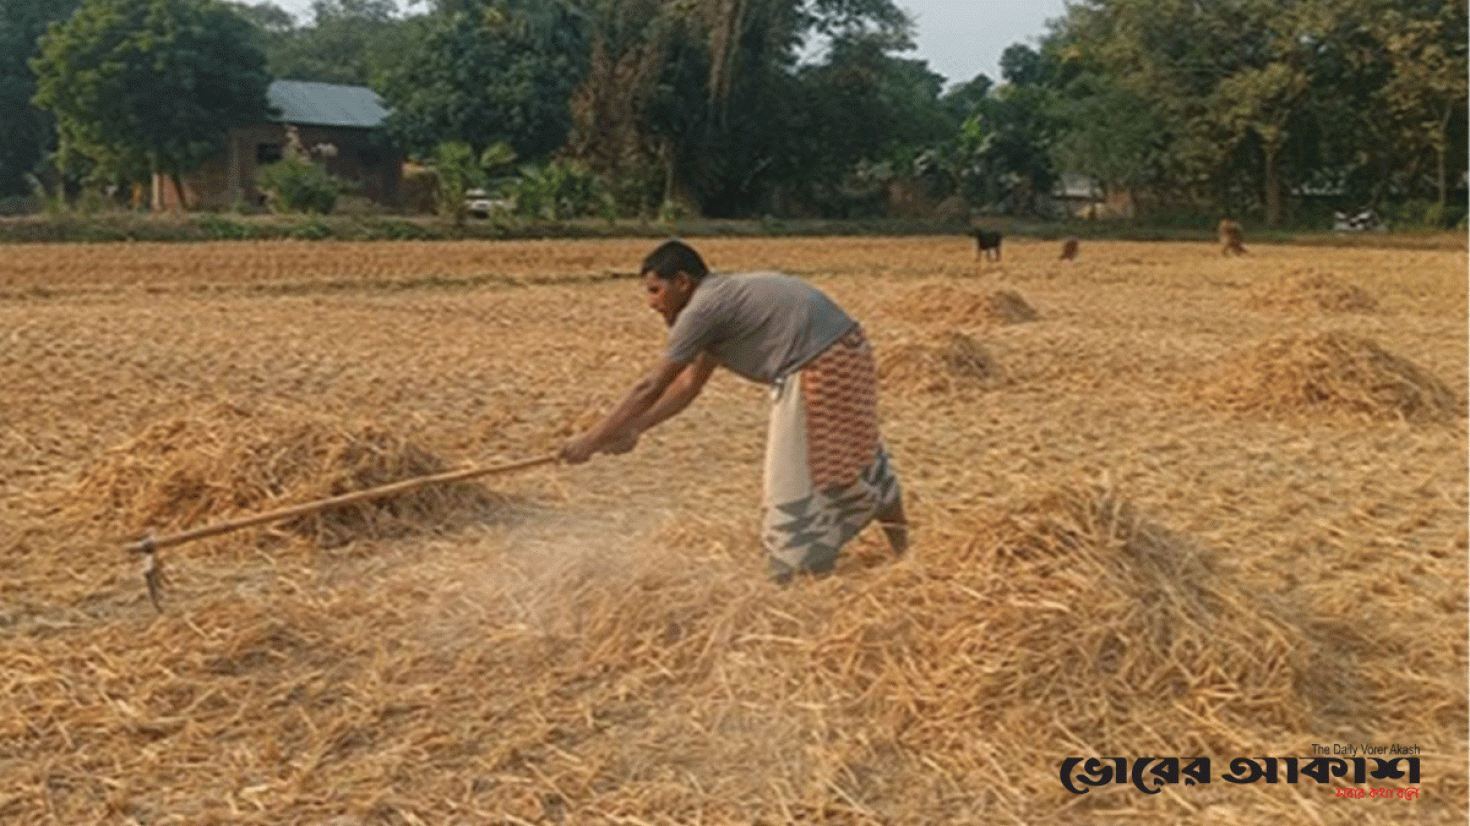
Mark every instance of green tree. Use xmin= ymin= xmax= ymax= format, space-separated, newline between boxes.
xmin=999 ymin=42 xmax=1044 ymax=86
xmin=1049 ymin=73 xmax=1164 ymax=216
xmin=1046 ymin=0 xmax=1467 ymax=225
xmin=942 ymin=43 xmax=1062 ymax=216
xmin=940 ymin=72 xmax=992 ymax=123
xmin=239 ymin=0 xmax=411 ymax=86
xmin=376 ymin=0 xmax=588 ymax=163
xmin=0 ymin=0 xmax=82 ymax=197
xmin=1368 ymin=0 xmax=1467 ymax=210
xmin=787 ymin=29 xmax=954 ymax=215
xmin=565 ymin=0 xmax=922 ymax=217
xmin=510 ymin=157 xmax=608 ymax=221
xmin=31 ymin=0 xmax=275 ymax=208
xmin=229 ymin=0 xmax=292 ymax=40
xmin=1051 ymin=0 xmax=1327 ymax=223
xmin=432 ymin=140 xmax=484 ymax=224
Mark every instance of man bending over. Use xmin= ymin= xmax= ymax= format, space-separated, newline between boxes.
xmin=559 ymin=239 xmax=908 ymax=582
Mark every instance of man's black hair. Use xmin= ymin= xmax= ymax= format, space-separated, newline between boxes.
xmin=641 ymin=239 xmax=709 ymax=282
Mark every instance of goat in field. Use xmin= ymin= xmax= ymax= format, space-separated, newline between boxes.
xmin=1059 ymin=236 xmax=1079 ymax=261
xmin=1218 ymin=219 xmax=1246 ymax=256
xmin=970 ymin=228 xmax=1002 ymax=262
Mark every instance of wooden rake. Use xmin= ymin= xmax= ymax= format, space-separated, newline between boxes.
xmin=122 ymin=453 xmax=560 ymax=611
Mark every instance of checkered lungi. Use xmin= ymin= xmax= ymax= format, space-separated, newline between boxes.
xmin=762 ymin=325 xmax=902 ymax=579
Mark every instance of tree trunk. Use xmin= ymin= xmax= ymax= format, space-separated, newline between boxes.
xmin=1263 ymin=142 xmax=1281 ymax=227
xmin=1438 ymin=146 xmax=1447 ymax=209
xmin=171 ymin=171 xmax=189 ymax=212
xmin=152 ymin=168 xmax=189 ymax=212
xmin=1436 ymin=106 xmax=1451 ymax=208
xmin=661 ymin=139 xmax=676 ymax=207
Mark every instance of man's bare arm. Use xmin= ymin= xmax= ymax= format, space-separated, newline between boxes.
xmin=630 ymin=352 xmax=716 ymax=432
xmin=560 ymin=357 xmax=689 ymax=463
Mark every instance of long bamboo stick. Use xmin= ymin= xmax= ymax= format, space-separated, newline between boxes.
xmin=122 ymin=452 xmax=559 ymax=555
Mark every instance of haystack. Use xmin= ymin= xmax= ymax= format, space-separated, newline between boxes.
xmin=888 ymin=282 xmax=1039 ymax=325
xmin=934 ymin=485 xmax=1322 ymax=755
xmin=1195 ymin=331 xmax=1461 ymax=422
xmin=984 ymin=288 xmax=1040 ymax=323
xmin=348 ymin=483 xmax=1356 ymax=817
xmin=69 ymin=399 xmax=504 ymax=547
xmin=599 ymin=483 xmax=1365 ymax=816
xmin=1248 ymin=269 xmax=1379 ymax=313
xmin=877 ymin=330 xmax=1001 ymax=393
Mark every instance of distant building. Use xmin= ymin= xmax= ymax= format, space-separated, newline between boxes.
xmin=1054 ymin=173 xmax=1134 ymax=220
xmin=153 ymin=79 xmax=402 ymax=211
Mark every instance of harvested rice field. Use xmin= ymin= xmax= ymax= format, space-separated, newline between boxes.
xmin=1 ymin=235 xmax=1466 ymax=825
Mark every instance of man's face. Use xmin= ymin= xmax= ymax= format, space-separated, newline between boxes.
xmin=643 ymin=271 xmax=695 ymax=327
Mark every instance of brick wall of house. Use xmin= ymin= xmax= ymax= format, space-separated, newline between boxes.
xmin=153 ymin=123 xmax=403 ymax=212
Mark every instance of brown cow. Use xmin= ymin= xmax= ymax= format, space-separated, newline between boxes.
xmin=1218 ymin=219 xmax=1246 ymax=256
xmin=970 ymin=228 xmax=1002 ymax=261
xmin=1059 ymin=236 xmax=1079 ymax=261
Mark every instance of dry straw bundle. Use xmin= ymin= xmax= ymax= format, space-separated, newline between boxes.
xmin=901 ymin=486 xmax=1315 ymax=754
xmin=1 ymin=479 xmax=1454 ymax=825
xmin=885 ymin=281 xmax=1039 ymax=326
xmin=877 ymin=330 xmax=1002 ymax=393
xmin=763 ymin=483 xmax=1460 ymax=819
xmin=550 ymin=481 xmax=1389 ymax=820
xmin=1196 ymin=331 xmax=1462 ymax=422
xmin=1247 ymin=269 xmax=1380 ymax=313
xmin=67 ymin=399 xmax=505 ymax=548
xmin=984 ymin=288 xmax=1040 ymax=323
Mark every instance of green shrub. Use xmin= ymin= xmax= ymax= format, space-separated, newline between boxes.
xmin=286 ymin=217 xmax=332 ymax=239
xmin=605 ymin=162 xmax=663 ymax=218
xmin=657 ymin=197 xmax=686 ymax=226
xmin=360 ymin=217 xmax=439 ymax=240
xmin=1383 ymin=199 xmax=1464 ymax=231
xmin=258 ymin=156 xmax=343 ymax=215
xmin=0 ymin=195 xmax=38 ymax=216
xmin=433 ymin=141 xmax=486 ymax=226
xmin=512 ymin=159 xmax=610 ymax=221
xmin=256 ymin=125 xmax=346 ymax=215
xmin=198 ymin=214 xmax=255 ymax=239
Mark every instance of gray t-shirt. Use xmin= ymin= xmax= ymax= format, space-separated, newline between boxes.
xmin=665 ymin=272 xmax=857 ymax=383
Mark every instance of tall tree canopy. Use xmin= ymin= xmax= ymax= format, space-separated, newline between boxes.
xmin=374 ymin=0 xmax=589 ymax=162
xmin=1046 ymin=0 xmax=1467 ymax=224
xmin=19 ymin=0 xmax=1459 ymax=224
xmin=1366 ymin=0 xmax=1467 ymax=208
xmin=947 ymin=43 xmax=1063 ymax=215
xmin=563 ymin=0 xmax=941 ymax=217
xmin=31 ymin=0 xmax=275 ymax=204
xmin=0 ymin=0 xmax=82 ymax=197
xmin=233 ymin=0 xmax=412 ymax=86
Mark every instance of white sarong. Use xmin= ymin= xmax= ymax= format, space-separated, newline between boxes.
xmin=762 ymin=326 xmax=901 ymax=579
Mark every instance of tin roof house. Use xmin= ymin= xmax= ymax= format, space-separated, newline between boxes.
xmin=153 ymin=79 xmax=403 ymax=211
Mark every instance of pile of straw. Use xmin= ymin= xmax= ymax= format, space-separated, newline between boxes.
xmin=984 ymin=288 xmax=1040 ymax=323
xmin=501 ymin=482 xmax=1367 ymax=818
xmin=935 ymin=484 xmax=1318 ymax=756
xmin=877 ymin=331 xmax=1001 ymax=393
xmin=1195 ymin=331 xmax=1462 ymax=422
xmin=1248 ymin=269 xmax=1379 ymax=313
xmin=67 ymin=399 xmax=503 ymax=547
xmin=3 ymin=478 xmax=1456 ymax=824
xmin=887 ymin=282 xmax=1039 ymax=325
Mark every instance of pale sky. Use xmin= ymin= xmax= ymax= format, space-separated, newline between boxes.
xmin=272 ymin=0 xmax=1072 ymax=92
xmin=897 ymin=0 xmax=1073 ymax=89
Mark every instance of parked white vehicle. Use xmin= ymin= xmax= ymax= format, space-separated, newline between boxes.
xmin=1333 ymin=209 xmax=1385 ymax=232
xmin=465 ymin=188 xmax=514 ymax=218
